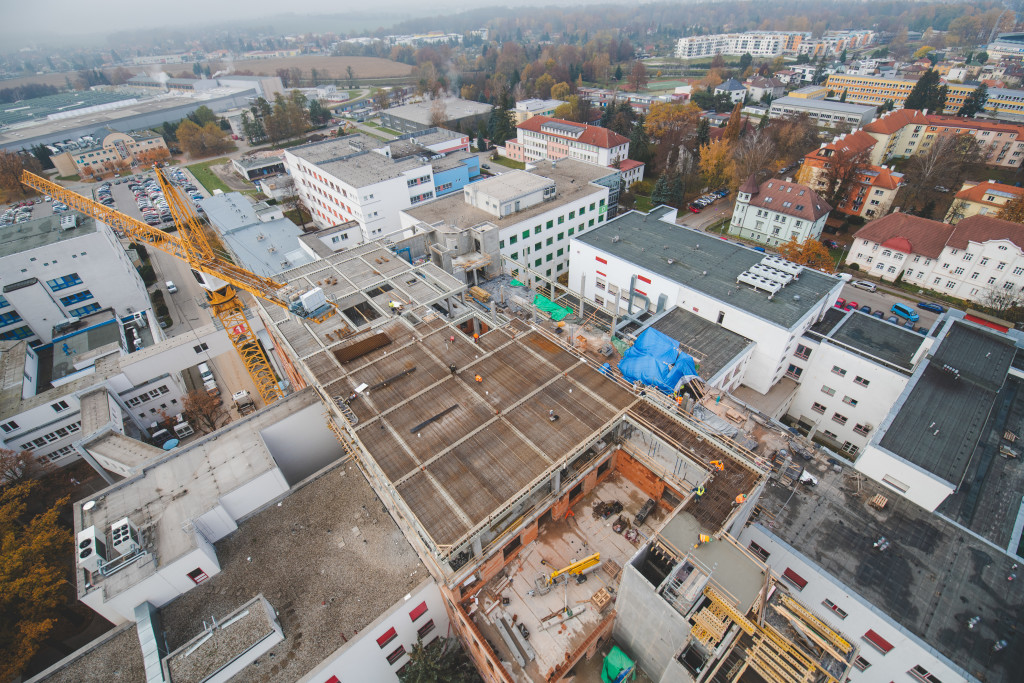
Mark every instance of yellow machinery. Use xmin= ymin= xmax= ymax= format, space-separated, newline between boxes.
xmin=21 ymin=170 xmax=338 ymax=406
xmin=544 ymin=552 xmax=601 ymax=586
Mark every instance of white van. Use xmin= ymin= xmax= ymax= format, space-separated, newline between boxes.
xmin=166 ymin=281 xmax=178 ymax=294
xmin=198 ymin=362 xmax=214 ymax=383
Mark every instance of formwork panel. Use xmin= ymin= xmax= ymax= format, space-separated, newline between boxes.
xmin=357 ymin=424 xmax=419 ymax=482
xmin=396 ymin=471 xmax=469 ymax=546
xmin=377 ymin=379 xmax=494 ymax=458
xmin=348 ymin=344 xmax=447 ymax=414
xmin=568 ymin=364 xmax=636 ymax=409
xmin=461 ymin=343 xmax=555 ymax=411
xmin=519 ymin=331 xmax=580 ymax=372
xmin=504 ymin=378 xmax=614 ymax=458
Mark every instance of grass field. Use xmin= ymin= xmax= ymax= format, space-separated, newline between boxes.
xmin=491 ymin=155 xmax=526 ymax=170
xmin=186 ymin=158 xmax=232 ymax=194
xmin=635 ymin=195 xmax=654 ymax=212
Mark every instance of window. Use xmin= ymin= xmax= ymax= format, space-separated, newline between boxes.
xmin=794 ymin=344 xmax=811 ymax=360
xmin=69 ymin=304 xmax=101 ymax=317
xmin=909 ymin=665 xmax=943 ymax=682
xmin=534 ymin=225 xmax=542 ymax=235
xmin=881 ymin=474 xmax=909 ymax=493
xmin=821 ymin=385 xmax=836 ymax=397
xmin=0 ymin=326 xmax=32 ymax=341
xmin=0 ymin=311 xmax=22 ymax=326
xmin=782 ymin=567 xmax=807 ymax=590
xmin=386 ymin=645 xmax=407 ymax=665
xmin=51 ymin=400 xmax=70 ymax=413
xmin=503 ymin=534 xmax=523 ymax=559
xmin=546 ymin=237 xmax=553 ymax=246
xmin=0 ymin=420 xmax=18 ymax=433
xmin=46 ymin=273 xmax=82 ymax=291
xmin=822 ymin=599 xmax=848 ymax=619
xmin=853 ymin=376 xmax=869 ymax=387
xmin=862 ymin=629 xmax=893 ymax=654
xmin=509 ymin=235 xmax=518 ymax=245
xmin=842 ymin=396 xmax=858 ymax=407
xmin=376 ymin=627 xmax=398 ymax=648
xmin=59 ymin=290 xmax=94 ymax=306
xmin=853 ymin=656 xmax=871 ymax=671
xmin=522 ymin=230 xmax=529 ymax=239
xmin=831 ymin=365 xmax=847 ymax=378
xmin=747 ymin=540 xmax=771 ymax=561
xmin=193 ymin=343 xmax=209 ymax=353
xmin=417 ymin=619 xmax=436 ymax=638
xmin=410 ymin=601 xmax=428 ymax=621
xmin=854 ymin=423 xmax=871 ymax=436
xmin=811 ymin=402 xmax=826 ymax=414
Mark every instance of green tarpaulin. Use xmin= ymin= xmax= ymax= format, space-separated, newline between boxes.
xmin=601 ymin=646 xmax=636 ymax=683
xmin=534 ymin=294 xmax=573 ymax=322
xmin=510 ymin=279 xmax=526 ymax=287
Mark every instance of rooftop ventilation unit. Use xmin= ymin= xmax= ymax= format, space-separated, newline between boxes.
xmin=59 ymin=215 xmax=78 ymax=231
xmin=110 ymin=517 xmax=140 ymax=556
xmin=760 ymin=254 xmax=802 ymax=277
xmin=749 ymin=263 xmax=793 ymax=286
xmin=77 ymin=526 xmax=107 ymax=572
xmin=737 ymin=271 xmax=782 ymax=294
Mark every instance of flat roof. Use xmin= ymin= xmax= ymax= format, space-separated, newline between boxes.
xmin=74 ymin=388 xmax=322 ymax=602
xmin=322 ymin=151 xmax=423 ymax=187
xmin=0 ymin=212 xmax=98 ymax=258
xmin=575 ymin=208 xmax=841 ymax=330
xmin=647 ymin=307 xmax=754 ymax=382
xmin=878 ymin=320 xmax=1016 ymax=483
xmin=384 ymin=96 xmax=493 ymax=125
xmin=403 ymin=159 xmax=612 ymax=231
xmin=816 ymin=310 xmax=924 ymax=372
xmin=758 ymin=461 xmax=1024 ymax=683
xmin=26 ymin=623 xmax=145 ymax=683
xmin=770 ymin=96 xmax=878 ymax=114
xmin=158 ymin=458 xmax=426 ymax=683
xmin=469 ymin=169 xmax=553 ymax=202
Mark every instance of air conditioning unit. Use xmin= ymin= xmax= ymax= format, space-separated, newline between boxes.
xmin=110 ymin=517 xmax=141 ymax=556
xmin=77 ymin=526 xmax=107 ymax=572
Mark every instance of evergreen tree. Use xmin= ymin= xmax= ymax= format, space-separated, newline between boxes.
xmin=696 ymin=118 xmax=710 ymax=148
xmin=651 ymin=174 xmax=671 ymax=204
xmin=669 ymin=173 xmax=685 ymax=206
xmin=757 ymin=114 xmax=769 ymax=131
xmin=614 ymin=64 xmax=623 ymax=81
xmin=839 ymin=89 xmax=847 ymax=103
xmin=628 ymin=115 xmax=653 ymax=164
xmin=904 ymin=69 xmax=947 ymax=112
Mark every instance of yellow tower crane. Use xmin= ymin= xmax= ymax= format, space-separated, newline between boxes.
xmin=21 ymin=169 xmax=337 ymax=406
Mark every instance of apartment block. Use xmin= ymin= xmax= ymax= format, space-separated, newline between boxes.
xmin=729 ymin=176 xmax=832 ymax=247
xmin=505 ymin=116 xmax=629 ymax=168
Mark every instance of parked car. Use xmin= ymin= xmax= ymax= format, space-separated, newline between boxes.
xmin=904 ymin=320 xmax=916 ymax=329
xmin=890 ymin=302 xmax=920 ymax=322
xmin=860 ymin=305 xmax=871 ymax=314
xmin=844 ymin=301 xmax=859 ymax=311
xmin=852 ymin=280 xmax=877 ymax=292
xmin=824 ymin=240 xmax=840 ymax=249
xmin=872 ymin=311 xmax=884 ymax=319
xmin=834 ymin=297 xmax=846 ymax=309
xmin=887 ymin=315 xmax=899 ymax=324
xmin=917 ymin=302 xmax=944 ymax=313
xmin=166 ymin=281 xmax=178 ymax=294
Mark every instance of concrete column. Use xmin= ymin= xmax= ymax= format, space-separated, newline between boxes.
xmin=553 ymin=468 xmax=562 ymax=494
xmin=472 ymin=536 xmax=483 ymax=558
xmin=490 ymin=300 xmax=497 ymax=329
xmin=473 ymin=317 xmax=481 ymax=335
xmin=579 ymin=273 xmax=585 ymax=297
xmin=549 ymin=279 xmax=555 ymax=301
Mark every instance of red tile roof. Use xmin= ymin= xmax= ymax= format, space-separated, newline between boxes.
xmin=617 ymin=159 xmax=644 ymax=171
xmin=862 ymin=109 xmax=930 ymax=135
xmin=852 ymin=213 xmax=954 ymax=259
xmin=516 ymin=116 xmax=628 ymax=149
xmin=746 ymin=179 xmax=831 ymax=221
xmin=954 ymin=180 xmax=1024 ymax=206
xmin=924 ymin=114 xmax=1024 ymax=136
xmin=858 ymin=166 xmax=904 ymax=190
xmin=948 ymin=214 xmax=1024 ymax=251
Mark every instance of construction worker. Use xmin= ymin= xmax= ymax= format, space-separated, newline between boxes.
xmin=694 ymin=533 xmax=712 ymax=549
xmin=733 ymin=493 xmax=747 ymax=507
xmin=691 ymin=485 xmax=704 ymax=503
xmin=388 ymin=301 xmax=396 ymax=314
xmin=474 ymin=374 xmax=483 ymax=383
xmin=449 ymin=363 xmax=457 ymax=375
xmin=549 ymin=409 xmax=559 ymax=422
xmin=473 ymin=332 xmax=480 ymax=344
xmin=449 ymin=335 xmax=456 ymax=343
xmin=710 ymin=460 xmax=724 ymax=471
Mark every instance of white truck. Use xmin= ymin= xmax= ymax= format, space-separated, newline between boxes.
xmin=233 ymin=390 xmax=256 ymax=416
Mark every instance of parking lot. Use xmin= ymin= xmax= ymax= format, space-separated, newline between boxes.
xmin=1 ymin=195 xmax=62 ymax=226
xmin=94 ymin=167 xmax=210 ymax=232
xmin=837 ymin=281 xmax=943 ymax=332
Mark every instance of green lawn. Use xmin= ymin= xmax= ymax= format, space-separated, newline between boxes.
xmin=362 ymin=120 xmax=401 ymax=136
xmin=490 ymin=155 xmax=526 ymax=170
xmin=56 ymin=174 xmax=80 ymax=182
xmin=635 ymin=195 xmax=654 ymax=212
xmin=186 ymin=159 xmax=232 ymax=194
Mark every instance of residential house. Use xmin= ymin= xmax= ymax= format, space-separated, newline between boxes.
xmin=729 ymin=176 xmax=832 ymax=246
xmin=945 ymin=180 xmax=1024 ymax=223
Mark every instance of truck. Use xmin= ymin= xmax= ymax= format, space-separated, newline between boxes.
xmin=233 ymin=390 xmax=256 ymax=416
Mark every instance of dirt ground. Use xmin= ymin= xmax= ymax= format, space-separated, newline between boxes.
xmin=208 ymin=161 xmax=256 ymax=192
xmin=0 ymin=56 xmax=412 ymax=91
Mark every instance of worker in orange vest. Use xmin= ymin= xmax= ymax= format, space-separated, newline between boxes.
xmin=710 ymin=460 xmax=724 ymax=471
xmin=733 ymin=493 xmax=747 ymax=507
xmin=474 ymin=374 xmax=483 ymax=383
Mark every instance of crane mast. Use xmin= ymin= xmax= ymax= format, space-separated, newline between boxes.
xmin=20 ymin=169 xmax=337 ymax=406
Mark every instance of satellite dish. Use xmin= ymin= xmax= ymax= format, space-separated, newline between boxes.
xmin=83 ymin=500 xmax=96 ymax=511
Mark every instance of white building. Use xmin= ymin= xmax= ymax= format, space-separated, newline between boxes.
xmin=401 ymin=160 xmax=616 ymax=282
xmin=675 ymin=32 xmax=791 ymax=58
xmin=847 ymin=213 xmax=1024 ymax=305
xmin=767 ymin=96 xmax=879 ymax=129
xmin=714 ymin=78 xmax=748 ymax=104
xmin=505 ymin=116 xmax=629 ymax=168
xmin=569 ymin=207 xmax=844 ymax=396
xmin=284 ymin=129 xmax=478 ymax=240
xmin=729 ymin=176 xmax=831 ymax=247
xmin=783 ymin=307 xmax=930 ymax=457
xmin=513 ymin=98 xmax=566 ymax=123
xmin=0 ymin=213 xmax=151 ymax=344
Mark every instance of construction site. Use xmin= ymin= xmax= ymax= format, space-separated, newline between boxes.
xmin=253 ymin=239 xmax=865 ymax=683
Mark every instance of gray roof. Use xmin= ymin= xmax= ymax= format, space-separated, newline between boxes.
xmin=575 ymin=208 xmax=841 ymax=330
xmin=404 ymin=158 xmax=614 ymax=231
xmin=756 ymin=463 xmax=1024 ymax=683
xmin=469 ymin=170 xmax=553 ymax=202
xmin=770 ymin=96 xmax=878 ymax=115
xmin=383 ymin=96 xmax=493 ymax=125
xmin=878 ymin=320 xmax=1016 ymax=484
xmin=0 ymin=212 xmax=98 ymax=259
xmin=321 ymin=151 xmax=425 ymax=188
xmin=233 ymin=154 xmax=285 ymax=170
xmin=200 ymin=193 xmax=313 ymax=276
xmin=647 ymin=307 xmax=754 ymax=382
xmin=716 ymin=78 xmax=746 ymax=92
xmin=811 ymin=310 xmax=924 ymax=372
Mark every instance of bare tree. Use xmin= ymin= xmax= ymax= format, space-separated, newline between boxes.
xmin=429 ymin=98 xmax=448 ymax=128
xmin=627 ymin=61 xmax=649 ymax=92
xmin=820 ymin=146 xmax=871 ymax=211
xmin=0 ymin=448 xmax=51 ymax=485
xmin=732 ymin=130 xmax=779 ymax=187
xmin=901 ymin=134 xmax=984 ymax=215
xmin=282 ymin=194 xmax=312 ymax=230
xmin=0 ymin=150 xmax=42 ymax=198
xmin=182 ymin=389 xmax=228 ymax=434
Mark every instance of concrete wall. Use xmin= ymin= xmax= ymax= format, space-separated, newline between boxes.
xmin=613 ymin=557 xmax=690 ymax=680
xmin=258 ymin=403 xmax=343 ymax=485
xmin=297 ymin=579 xmax=450 ymax=683
xmin=853 ymin=445 xmax=955 ymax=511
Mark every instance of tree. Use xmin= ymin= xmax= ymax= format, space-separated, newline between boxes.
xmin=346 ymin=65 xmax=356 ymax=87
xmin=820 ymin=145 xmax=871 ymax=211
xmin=550 ymin=81 xmax=571 ymax=101
xmin=723 ymin=102 xmax=743 ymax=143
xmin=739 ymin=53 xmax=753 ymax=70
xmin=900 ymin=134 xmax=984 ymax=215
xmin=0 ymin=151 xmax=41 ymax=198
xmin=644 ymin=101 xmax=701 ymax=141
xmin=904 ymin=69 xmax=946 ymax=112
xmin=534 ymin=73 xmax=555 ymax=99
xmin=614 ymin=64 xmax=623 ymax=81
xmin=732 ymin=130 xmax=779 ymax=187
xmin=283 ymin=194 xmax=312 ymax=229
xmin=176 ymin=120 xmax=235 ymax=158
xmin=308 ymin=99 xmax=332 ymax=127
xmin=397 ymin=637 xmax=481 ymax=683
xmin=698 ymin=139 xmax=736 ymax=189
xmin=183 ymin=389 xmax=228 ymax=434
xmin=0 ymin=448 xmax=50 ymax=485
xmin=628 ymin=116 xmax=653 ymax=165
xmin=778 ymin=238 xmax=835 ymax=270
xmin=0 ymin=480 xmax=71 ymax=681
xmin=997 ymin=193 xmax=1024 ymax=223
xmin=696 ymin=117 xmax=710 ymax=148
xmin=913 ymin=46 xmax=935 ymax=60
xmin=627 ymin=61 xmax=648 ymax=92
xmin=552 ymin=95 xmax=593 ymax=124
xmin=977 ymin=51 xmax=989 ymax=64
xmin=839 ymin=89 xmax=847 ymax=103
xmin=958 ymin=84 xmax=988 ymax=118
xmin=651 ymin=173 xmax=671 ymax=205
xmin=429 ymin=98 xmax=448 ymax=128
xmin=373 ymin=88 xmax=391 ymax=112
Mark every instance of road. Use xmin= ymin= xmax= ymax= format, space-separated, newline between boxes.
xmin=838 ymin=283 xmax=941 ymax=331
xmin=676 ymin=199 xmax=735 ymax=231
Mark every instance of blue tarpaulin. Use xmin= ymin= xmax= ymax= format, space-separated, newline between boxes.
xmin=618 ymin=328 xmax=699 ymax=393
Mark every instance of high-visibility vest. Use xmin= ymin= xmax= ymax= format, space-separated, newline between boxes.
xmin=696 ymin=486 xmax=705 ymax=496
